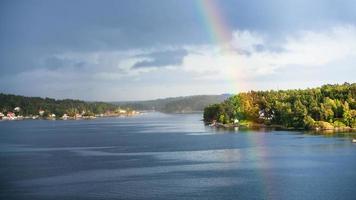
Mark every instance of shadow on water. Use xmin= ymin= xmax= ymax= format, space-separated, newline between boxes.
xmin=206 ymin=124 xmax=356 ymax=139
xmin=304 ymin=129 xmax=356 ymax=138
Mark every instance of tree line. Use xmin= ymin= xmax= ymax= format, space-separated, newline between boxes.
xmin=0 ymin=93 xmax=121 ymax=117
xmin=203 ymin=83 xmax=356 ymax=129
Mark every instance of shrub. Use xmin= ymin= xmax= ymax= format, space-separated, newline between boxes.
xmin=303 ymin=116 xmax=315 ymax=129
xmin=351 ymin=118 xmax=356 ymax=128
xmin=313 ymin=121 xmax=334 ymax=130
xmin=333 ymin=120 xmax=347 ymax=128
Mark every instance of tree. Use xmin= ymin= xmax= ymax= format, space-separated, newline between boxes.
xmin=203 ymin=104 xmax=221 ymax=123
xmin=292 ymin=99 xmax=307 ymax=128
xmin=303 ymin=116 xmax=315 ymax=129
xmin=320 ymin=103 xmax=334 ymax=122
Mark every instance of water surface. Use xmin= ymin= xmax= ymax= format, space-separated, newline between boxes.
xmin=1 ymin=113 xmax=355 ymax=200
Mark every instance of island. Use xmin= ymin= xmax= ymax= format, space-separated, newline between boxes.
xmin=203 ymin=83 xmax=356 ymax=131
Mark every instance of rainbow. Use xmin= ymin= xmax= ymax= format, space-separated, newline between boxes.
xmin=196 ymin=1 xmax=271 ymax=195
xmin=245 ymin=131 xmax=274 ymax=199
xmin=196 ymin=0 xmax=252 ymax=91
xmin=196 ymin=0 xmax=233 ymax=49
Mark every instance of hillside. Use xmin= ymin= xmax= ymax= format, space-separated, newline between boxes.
xmin=114 ymin=94 xmax=231 ymax=113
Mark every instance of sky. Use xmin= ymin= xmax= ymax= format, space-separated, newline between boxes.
xmin=0 ymin=0 xmax=356 ymax=101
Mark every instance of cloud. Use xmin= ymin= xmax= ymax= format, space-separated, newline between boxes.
xmin=231 ymin=30 xmax=265 ymax=53
xmin=1 ymin=25 xmax=356 ymax=101
xmin=181 ymin=25 xmax=356 ymax=83
xmin=132 ymin=49 xmax=188 ymax=69
xmin=43 ymin=56 xmax=87 ymax=71
xmin=39 ymin=47 xmax=190 ymax=81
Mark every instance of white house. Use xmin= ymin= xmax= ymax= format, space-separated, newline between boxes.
xmin=62 ymin=114 xmax=68 ymax=120
xmin=14 ymin=107 xmax=21 ymax=112
xmin=39 ymin=110 xmax=45 ymax=116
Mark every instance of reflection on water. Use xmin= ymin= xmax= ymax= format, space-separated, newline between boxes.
xmin=0 ymin=112 xmax=356 ymax=200
xmin=306 ymin=129 xmax=356 ymax=137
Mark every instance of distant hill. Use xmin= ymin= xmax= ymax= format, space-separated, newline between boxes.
xmin=113 ymin=94 xmax=231 ymax=113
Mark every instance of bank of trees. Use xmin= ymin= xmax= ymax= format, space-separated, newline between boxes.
xmin=0 ymin=93 xmax=120 ymax=117
xmin=204 ymin=83 xmax=356 ymax=129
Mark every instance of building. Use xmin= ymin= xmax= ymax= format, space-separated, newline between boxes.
xmin=118 ymin=109 xmax=127 ymax=114
xmin=62 ymin=114 xmax=68 ymax=120
xmin=75 ymin=113 xmax=82 ymax=119
xmin=0 ymin=112 xmax=4 ymax=120
xmin=14 ymin=107 xmax=21 ymax=112
xmin=7 ymin=112 xmax=16 ymax=120
xmin=39 ymin=110 xmax=45 ymax=116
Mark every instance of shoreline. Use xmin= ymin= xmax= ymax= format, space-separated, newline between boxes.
xmin=207 ymin=121 xmax=356 ymax=133
xmin=0 ymin=113 xmax=141 ymax=121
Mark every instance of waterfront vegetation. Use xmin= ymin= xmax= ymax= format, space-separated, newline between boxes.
xmin=0 ymin=93 xmax=136 ymax=120
xmin=203 ymin=83 xmax=356 ymax=130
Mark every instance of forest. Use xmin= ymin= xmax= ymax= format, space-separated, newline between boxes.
xmin=203 ymin=83 xmax=356 ymax=130
xmin=0 ymin=93 xmax=121 ymax=117
xmin=114 ymin=94 xmax=230 ymax=113
xmin=0 ymin=93 xmax=229 ymax=118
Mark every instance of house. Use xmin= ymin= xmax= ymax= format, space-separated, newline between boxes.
xmin=0 ymin=112 xmax=4 ymax=120
xmin=131 ymin=110 xmax=139 ymax=115
xmin=46 ymin=114 xmax=56 ymax=120
xmin=259 ymin=110 xmax=273 ymax=120
xmin=75 ymin=113 xmax=82 ymax=119
xmin=7 ymin=112 xmax=16 ymax=120
xmin=39 ymin=110 xmax=45 ymax=116
xmin=118 ymin=109 xmax=127 ymax=114
xmin=62 ymin=114 xmax=68 ymax=120
xmin=14 ymin=107 xmax=21 ymax=112
xmin=95 ymin=113 xmax=104 ymax=117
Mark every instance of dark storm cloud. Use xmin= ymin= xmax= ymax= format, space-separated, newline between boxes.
xmin=132 ymin=49 xmax=188 ymax=69
xmin=0 ymin=0 xmax=355 ymax=100
xmin=44 ymin=57 xmax=86 ymax=71
xmin=1 ymin=0 xmax=355 ymax=75
xmin=0 ymin=0 xmax=207 ymax=75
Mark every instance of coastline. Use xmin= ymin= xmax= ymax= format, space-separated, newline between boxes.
xmin=0 ymin=112 xmax=141 ymax=121
xmin=207 ymin=121 xmax=356 ymax=133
